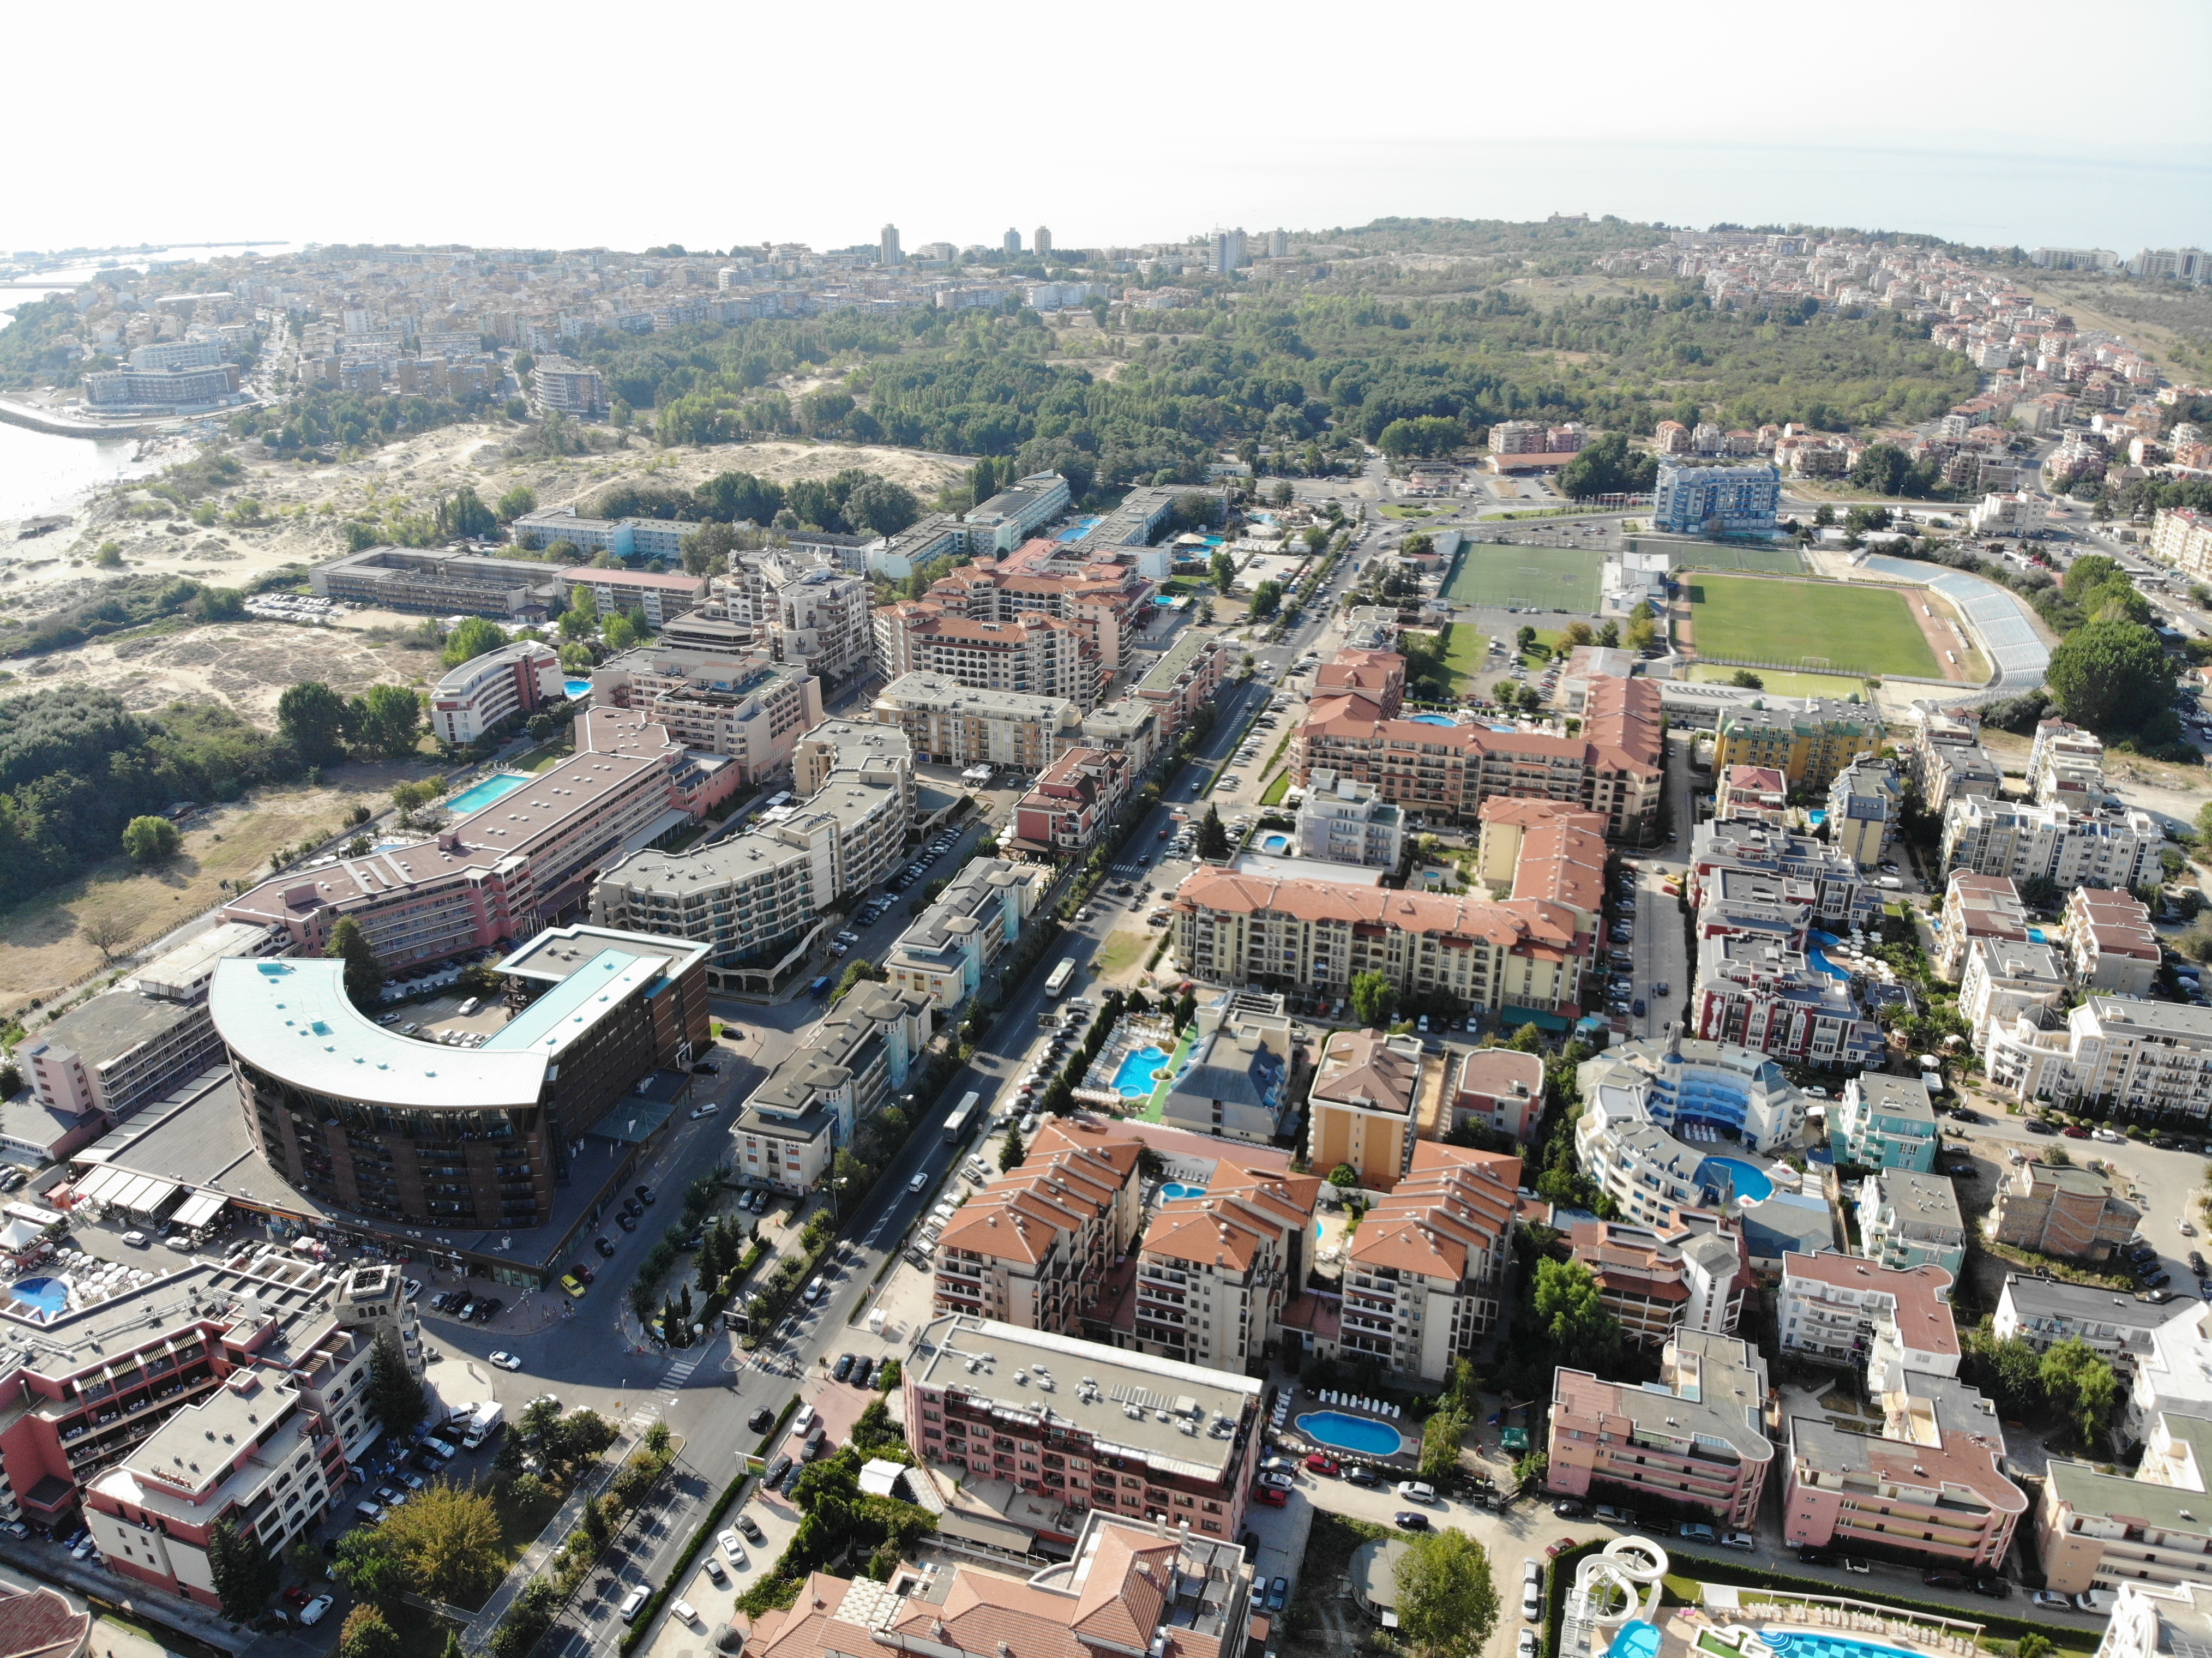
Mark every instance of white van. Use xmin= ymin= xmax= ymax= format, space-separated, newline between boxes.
xmin=619 ymin=1586 xmax=652 ymax=1624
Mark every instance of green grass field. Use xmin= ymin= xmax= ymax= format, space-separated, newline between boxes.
xmin=1442 ymin=626 xmax=1490 ymax=694
xmin=1682 ymin=663 xmax=1872 ymax=699
xmin=1669 ymin=542 xmax=1807 ymax=575
xmin=1443 ymin=544 xmax=1604 ymax=611
xmin=1687 ymin=574 xmax=1939 ymax=677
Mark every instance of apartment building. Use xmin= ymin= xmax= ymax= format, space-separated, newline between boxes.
xmin=559 ymin=567 xmax=708 ymax=630
xmin=729 ymin=982 xmax=935 ymax=1196
xmin=1710 ymin=699 xmax=1881 ymax=793
xmin=1168 ymin=869 xmax=1584 ymax=1018
xmin=1939 ymin=795 xmax=2159 ymax=893
xmin=1442 ymin=1046 xmax=1546 ymax=1144
xmin=1957 ymin=937 xmax=2069 ymax=1044
xmin=1336 ymin=1143 xmax=1522 ymax=1381
xmin=1132 ymin=631 xmax=1230 ymax=742
xmin=2150 ymin=508 xmax=2212 ymax=581
xmin=2041 ymin=1413 xmax=2212 ymax=1599
xmin=934 ymin=1122 xmax=1144 ymax=1332
xmin=1717 ymin=765 xmax=1789 ymax=826
xmin=81 ymin=364 xmax=242 ymax=410
xmin=1158 ymin=1009 xmax=1295 ymax=1144
xmin=1693 ymin=932 xmax=1883 ymax=1067
xmin=1129 ymin=1173 xmax=1315 ymax=1372
xmin=789 ymin=718 xmax=915 ymax=816
xmin=921 ymin=552 xmax=1156 ymax=684
xmin=590 ymin=645 xmax=823 ymax=783
xmin=869 ymin=673 xmax=1083 ymax=771
xmin=882 ymin=858 xmax=1050 ymax=1010
xmin=721 ymin=551 xmax=873 ymax=681
xmin=1009 ymin=747 xmax=1133 ymax=861
xmin=311 ymin=546 xmax=562 ymax=618
xmin=1295 ymin=678 xmax=1663 ymax=840
xmin=1986 ymin=998 xmax=2212 ymax=1117
xmin=1856 ymin=1168 xmax=1967 ymax=1277
xmin=1988 ymin=1160 xmax=2140 ymax=1262
xmin=2063 ymin=887 xmax=2161 ymax=996
xmin=1576 ymin=1030 xmax=1810 ymax=1155
xmin=1778 ymin=1252 xmax=1958 ymax=1377
xmin=1574 ymin=1084 xmax=1729 ymax=1228
xmin=224 ymin=708 xmax=703 ymax=971
xmin=1829 ymin=1074 xmax=1940 ymax=1172
xmin=21 ymin=988 xmax=226 ymax=1126
xmin=529 ymin=356 xmax=607 ymax=417
xmin=1969 ymin=490 xmax=2048 ymax=538
xmin=1294 ymin=772 xmax=1406 ymax=869
xmin=1688 ymin=820 xmax=1884 ymax=935
xmin=2029 ymin=719 xmax=2108 ymax=809
xmin=964 ymin=472 xmax=1073 ymax=550
xmin=429 ymin=640 xmax=566 ymax=744
xmin=514 ymin=509 xmax=704 ymax=565
xmin=1304 ymin=1029 xmax=1428 ymax=1190
xmin=1473 ymin=800 xmax=1607 ymax=951
xmin=0 ymin=1258 xmax=417 ymax=1541
xmin=1566 ymin=1218 xmax=1748 ymax=1348
xmin=906 ymin=1313 xmax=1263 ymax=1548
xmin=1993 ymin=1275 xmax=2185 ymax=1370
xmin=1937 ymin=872 xmax=2031 ymax=981
xmin=1548 ymin=1331 xmax=1773 ymax=1524
xmin=873 ymin=603 xmax=1098 ymax=711
xmin=1826 ymin=755 xmax=1903 ymax=868
xmin=1313 ymin=649 xmax=1406 ymax=720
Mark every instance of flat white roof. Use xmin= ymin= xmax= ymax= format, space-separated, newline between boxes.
xmin=211 ymin=959 xmax=546 ymax=1110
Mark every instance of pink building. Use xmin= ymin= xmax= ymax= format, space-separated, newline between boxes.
xmin=1548 ymin=1330 xmax=1772 ymax=1524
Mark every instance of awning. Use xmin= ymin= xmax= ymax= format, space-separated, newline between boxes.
xmin=173 ymin=1191 xmax=229 ymax=1229
xmin=1501 ymin=1006 xmax=1571 ymax=1032
xmin=75 ymin=1164 xmax=130 ymax=1204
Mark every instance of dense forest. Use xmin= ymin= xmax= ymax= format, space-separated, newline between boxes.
xmin=0 ymin=297 xmax=98 ymax=389
xmin=0 ymin=689 xmax=305 ymax=907
xmin=563 ymin=277 xmax=1979 ymax=500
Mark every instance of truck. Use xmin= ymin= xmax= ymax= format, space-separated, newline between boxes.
xmin=1043 ymin=958 xmax=1075 ymax=998
xmin=462 ymin=1401 xmax=504 ymax=1451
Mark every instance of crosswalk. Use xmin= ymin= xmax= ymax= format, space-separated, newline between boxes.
xmin=663 ymin=1353 xmax=702 ymax=1386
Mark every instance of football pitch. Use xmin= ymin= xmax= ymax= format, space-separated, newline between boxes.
xmin=1669 ymin=542 xmax=1806 ymax=575
xmin=1687 ymin=575 xmax=1941 ymax=678
xmin=1444 ymin=544 xmax=1604 ymax=612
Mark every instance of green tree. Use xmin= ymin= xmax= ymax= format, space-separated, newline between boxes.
xmin=999 ymin=1126 xmax=1027 ymax=1172
xmin=2040 ymin=1336 xmax=2120 ymax=1445
xmin=278 ymin=680 xmax=353 ymax=768
xmin=442 ymin=616 xmax=508 ymax=670
xmin=1557 ymin=432 xmax=1658 ymax=500
xmin=330 ymin=1528 xmax=407 ymax=1606
xmin=1249 ymin=579 xmax=1283 ymax=618
xmin=207 ymin=1513 xmax=279 ymax=1619
xmin=843 ymin=478 xmax=921 ymax=536
xmin=363 ymin=1326 xmax=422 ymax=1437
xmin=1597 ymin=620 xmax=1620 ymax=648
xmin=680 ymin=520 xmax=742 ymax=576
xmin=1534 ymin=1257 xmax=1622 ymax=1372
xmin=123 ymin=814 xmax=181 ymax=864
xmin=1417 ymin=1404 xmax=1467 ymax=1482
xmin=1210 ymin=550 xmax=1235 ymax=594
xmin=338 ymin=1606 xmax=400 ymax=1658
xmin=436 ymin=486 xmax=498 ymax=542
xmin=2045 ymin=618 xmax=2171 ymax=736
xmin=1393 ymin=1528 xmax=1500 ymax=1658
xmin=375 ymin=1480 xmax=504 ymax=1604
xmin=1728 ymin=669 xmax=1765 ymax=689
xmin=1196 ymin=805 xmax=1230 ymax=860
xmin=326 ymin=918 xmax=386 ymax=1010
xmin=195 ymin=586 xmax=246 ymax=621
xmin=603 ymin=612 xmax=642 ymax=652
xmin=1350 ymin=970 xmax=1397 ymax=1028
xmin=353 ymin=684 xmax=424 ymax=758
xmin=495 ymin=485 xmax=537 ymax=523
xmin=558 ymin=587 xmax=598 ymax=640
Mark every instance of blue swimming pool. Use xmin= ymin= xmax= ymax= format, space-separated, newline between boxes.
xmin=1699 ymin=1155 xmax=1774 ymax=1203
xmin=1488 ymin=724 xmax=1520 ymax=733
xmin=1261 ymin=833 xmax=1290 ymax=852
xmin=1408 ymin=713 xmax=1458 ymax=727
xmin=1605 ymin=1623 xmax=1662 ymax=1658
xmin=1296 ymin=1411 xmax=1406 ymax=1458
xmin=1756 ymin=1632 xmax=1922 ymax=1658
xmin=8 ymin=1277 xmax=67 ymax=1320
xmin=1160 ymin=1182 xmax=1209 ymax=1201
xmin=2028 ymin=926 xmax=2049 ymax=944
xmin=1806 ymin=808 xmax=1828 ymax=828
xmin=446 ymin=773 xmax=533 ymax=815
xmin=1057 ymin=516 xmax=1104 ymax=542
xmin=564 ymin=677 xmax=593 ymax=699
xmin=1114 ymin=1046 xmax=1171 ymax=1097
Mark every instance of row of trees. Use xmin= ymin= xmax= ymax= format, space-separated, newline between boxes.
xmin=276 ymin=680 xmax=426 ymax=766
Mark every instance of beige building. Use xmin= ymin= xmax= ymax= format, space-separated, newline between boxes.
xmin=1937 ymin=871 xmax=2030 ymax=981
xmin=2041 ymin=1412 xmax=2212 ymax=1596
xmin=1305 ymin=1029 xmax=1429 ymax=1191
xmin=2063 ymin=887 xmax=2161 ymax=996
xmin=881 ymin=857 xmax=1051 ymax=1009
xmin=2149 ymin=508 xmax=2212 ymax=581
xmin=1337 ymin=1143 xmax=1523 ymax=1380
xmin=869 ymin=672 xmax=1081 ymax=771
xmin=1989 ymin=1158 xmax=2141 ymax=1262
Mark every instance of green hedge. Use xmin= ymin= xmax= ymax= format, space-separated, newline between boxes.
xmin=616 ymin=1468 xmax=750 ymax=1655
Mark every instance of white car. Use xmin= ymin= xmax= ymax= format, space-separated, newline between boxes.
xmin=490 ymin=1351 xmax=523 ymax=1371
xmin=718 ymin=1528 xmax=747 ymax=1565
xmin=907 ymin=1172 xmax=929 ymax=1194
xmin=298 ymin=1596 xmax=335 ymax=1628
xmin=689 ymin=1103 xmax=720 ymax=1119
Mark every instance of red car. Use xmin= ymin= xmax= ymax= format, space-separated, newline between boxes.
xmin=1546 ymin=1537 xmax=1578 ymax=1559
xmin=1304 ymin=1452 xmax=1340 ymax=1476
xmin=1251 ymin=1484 xmax=1290 ymax=1507
xmin=2061 ymin=1125 xmax=2091 ymax=1139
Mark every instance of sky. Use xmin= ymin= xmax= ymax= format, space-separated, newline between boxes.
xmin=8 ymin=0 xmax=2209 ymax=258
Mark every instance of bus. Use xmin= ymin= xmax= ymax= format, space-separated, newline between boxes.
xmin=942 ymin=1091 xmax=981 ymax=1144
xmin=1043 ymin=958 xmax=1076 ymax=998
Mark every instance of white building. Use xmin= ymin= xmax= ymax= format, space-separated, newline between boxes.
xmin=1957 ymin=937 xmax=2070 ymax=1044
xmin=1575 ymin=1029 xmax=1809 ymax=1154
xmin=1968 ymin=490 xmax=2048 ymax=538
xmin=722 ymin=551 xmax=874 ymax=682
xmin=1778 ymin=1252 xmax=1958 ymax=1390
xmin=1986 ymin=998 xmax=2212 ymax=1118
xmin=428 ymin=639 xmax=566 ymax=744
xmin=1293 ymin=770 xmax=1405 ymax=868
xmin=1939 ymin=794 xmax=2159 ymax=893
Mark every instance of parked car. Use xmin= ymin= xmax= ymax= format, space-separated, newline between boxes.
xmin=1840 ymin=1557 xmax=1871 ymax=1575
xmin=2032 ymin=1591 xmax=2073 ymax=1612
xmin=1677 ymin=1522 xmax=1717 ymax=1543
xmin=595 ymin=1236 xmax=617 ymax=1257
xmin=1305 ymin=1452 xmax=1341 ymax=1475
xmin=1594 ymin=1505 xmax=1631 ymax=1524
xmin=1266 ymin=1577 xmax=1289 ymax=1612
xmin=1397 ymin=1511 xmax=1432 ymax=1533
xmin=298 ymin=1596 xmax=335 ymax=1627
xmin=735 ymin=1513 xmax=766 ymax=1544
xmin=1720 ymin=1532 xmax=1756 ymax=1552
xmin=1544 ymin=1537 xmax=1578 ymax=1560
xmin=1251 ymin=1485 xmax=1289 ymax=1507
xmin=2076 ymin=1591 xmax=2118 ymax=1614
xmin=719 ymin=1528 xmax=748 ymax=1565
xmin=1344 ymin=1465 xmax=1381 ymax=1487
xmin=1552 ymin=1498 xmax=1588 ymax=1519
xmin=1796 ymin=1548 xmax=1832 ymax=1567
xmin=490 ymin=1351 xmax=522 ymax=1372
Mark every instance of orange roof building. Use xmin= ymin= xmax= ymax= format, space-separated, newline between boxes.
xmin=1335 ymin=1142 xmax=1523 ymax=1380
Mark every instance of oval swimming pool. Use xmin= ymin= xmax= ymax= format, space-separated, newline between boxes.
xmin=1159 ymin=1181 xmax=1209 ymax=1201
xmin=1295 ymin=1411 xmax=1406 ymax=1458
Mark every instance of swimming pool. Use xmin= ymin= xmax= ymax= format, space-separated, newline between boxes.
xmin=1804 ymin=943 xmax=1852 ymax=981
xmin=1295 ymin=1411 xmax=1406 ymax=1458
xmin=564 ymin=677 xmax=593 ymax=699
xmin=1408 ymin=713 xmax=1458 ymax=727
xmin=1261 ymin=833 xmax=1290 ymax=852
xmin=1160 ymin=1182 xmax=1209 ymax=1201
xmin=2028 ymin=926 xmax=2049 ymax=944
xmin=1699 ymin=1155 xmax=1774 ymax=1203
xmin=1806 ymin=808 xmax=1828 ymax=828
xmin=1113 ymin=1046 xmax=1171 ymax=1097
xmin=1756 ymin=1631 xmax=1923 ymax=1658
xmin=8 ymin=1277 xmax=67 ymax=1320
xmin=446 ymin=773 xmax=533 ymax=815
xmin=1057 ymin=516 xmax=1104 ymax=542
xmin=1605 ymin=1623 xmax=1662 ymax=1658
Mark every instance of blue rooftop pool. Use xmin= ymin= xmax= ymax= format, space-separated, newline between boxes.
xmin=1159 ymin=1182 xmax=1209 ymax=1201
xmin=446 ymin=772 xmax=532 ymax=815
xmin=1408 ymin=714 xmax=1458 ymax=726
xmin=2028 ymin=927 xmax=2049 ymax=944
xmin=564 ymin=677 xmax=593 ymax=699
xmin=1295 ymin=1411 xmax=1406 ymax=1458
xmin=1113 ymin=1046 xmax=1171 ymax=1098
xmin=1261 ymin=833 xmax=1290 ymax=852
xmin=8 ymin=1277 xmax=67 ymax=1320
xmin=1699 ymin=1155 xmax=1774 ymax=1203
xmin=1806 ymin=808 xmax=1828 ymax=828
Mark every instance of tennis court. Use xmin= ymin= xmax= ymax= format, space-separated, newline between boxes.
xmin=1444 ymin=544 xmax=1604 ymax=611
xmin=1668 ymin=542 xmax=1807 ymax=575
